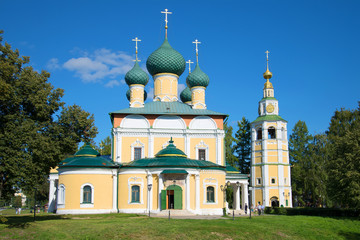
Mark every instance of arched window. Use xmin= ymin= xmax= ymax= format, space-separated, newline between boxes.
xmin=58 ymin=185 xmax=65 ymax=205
xmin=206 ymin=186 xmax=215 ymax=203
xmin=268 ymin=127 xmax=276 ymax=139
xmin=131 ymin=185 xmax=140 ymax=203
xmin=83 ymin=185 xmax=92 ymax=203
xmin=257 ymin=128 xmax=262 ymax=140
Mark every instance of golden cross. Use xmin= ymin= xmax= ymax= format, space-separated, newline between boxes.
xmin=186 ymin=60 xmax=194 ymax=73
xmin=161 ymin=9 xmax=172 ymax=37
xmin=265 ymin=50 xmax=270 ymax=69
xmin=192 ymin=39 xmax=201 ymax=63
xmin=132 ymin=37 xmax=141 ymax=61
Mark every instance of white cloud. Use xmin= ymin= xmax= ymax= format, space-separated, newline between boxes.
xmin=46 ymin=58 xmax=61 ymax=70
xmin=62 ymin=48 xmax=134 ymax=83
xmin=105 ymin=80 xmax=121 ymax=88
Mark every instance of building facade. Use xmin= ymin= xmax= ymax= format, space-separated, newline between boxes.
xmin=250 ymin=55 xmax=293 ymax=208
xmin=48 ymin=11 xmax=249 ymax=215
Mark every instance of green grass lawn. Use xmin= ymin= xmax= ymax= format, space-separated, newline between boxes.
xmin=0 ymin=213 xmax=359 ymax=240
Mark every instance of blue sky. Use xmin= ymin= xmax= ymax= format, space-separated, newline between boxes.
xmin=1 ymin=0 xmax=359 ymax=145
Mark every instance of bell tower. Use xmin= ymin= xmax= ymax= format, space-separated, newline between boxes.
xmin=250 ymin=51 xmax=292 ymax=208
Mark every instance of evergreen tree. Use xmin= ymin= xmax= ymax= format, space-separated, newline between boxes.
xmin=99 ymin=136 xmax=112 ymax=155
xmin=289 ymin=120 xmax=312 ymax=206
xmin=224 ymin=122 xmax=237 ymax=167
xmin=326 ymin=103 xmax=360 ymax=208
xmin=0 ymin=31 xmax=98 ymax=200
xmin=234 ymin=117 xmax=251 ymax=174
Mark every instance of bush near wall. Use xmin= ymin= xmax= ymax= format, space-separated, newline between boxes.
xmin=265 ymin=207 xmax=360 ymax=217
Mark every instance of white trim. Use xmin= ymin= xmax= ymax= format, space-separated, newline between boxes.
xmin=58 ymin=168 xmax=113 ymax=175
xmin=130 ymin=139 xmax=145 ymax=161
xmin=195 ymin=140 xmax=209 ymax=161
xmin=202 ymin=178 xmax=218 ymax=205
xmin=58 ymin=184 xmax=65 ymax=206
xmin=128 ymin=177 xmax=144 ymax=204
xmin=80 ymin=183 xmax=94 ymax=206
xmin=189 ymin=116 xmax=217 ymax=130
xmin=120 ymin=115 xmax=150 ymax=129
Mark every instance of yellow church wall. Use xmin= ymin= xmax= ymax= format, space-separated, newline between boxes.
xmin=153 ymin=74 xmax=178 ymax=100
xmin=267 ymin=144 xmax=277 ymax=150
xmin=283 ymin=167 xmax=289 ymax=185
xmin=152 ymin=174 xmax=158 ymax=210
xmin=269 ymin=189 xmax=279 ymax=205
xmin=282 ymin=152 xmax=289 ymax=163
xmin=255 ymin=189 xmax=263 ymax=205
xmin=200 ymin=172 xmax=225 ymax=209
xmin=189 ymin=138 xmax=216 ymax=163
xmin=59 ymin=174 xmax=113 ymax=210
xmin=190 ymin=175 xmax=195 ymax=210
xmin=255 ymin=145 xmax=262 ymax=151
xmin=121 ymin=137 xmax=149 ymax=163
xmin=267 ymin=155 xmax=278 ymax=163
xmin=118 ymin=174 xmax=147 ymax=209
xmin=282 ymin=144 xmax=288 ymax=151
xmin=255 ymin=166 xmax=262 ymax=181
xmin=154 ymin=137 xmax=185 ymax=154
xmin=268 ymin=165 xmax=279 ymax=185
xmin=254 ymin=155 xmax=262 ymax=164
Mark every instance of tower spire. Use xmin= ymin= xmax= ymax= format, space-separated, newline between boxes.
xmin=186 ymin=59 xmax=194 ymax=73
xmin=161 ymin=8 xmax=172 ymax=38
xmin=263 ymin=50 xmax=273 ymax=81
xmin=132 ymin=37 xmax=141 ymax=61
xmin=192 ymin=39 xmax=201 ymax=63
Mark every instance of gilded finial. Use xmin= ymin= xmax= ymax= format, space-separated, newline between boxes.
xmin=132 ymin=37 xmax=142 ymax=62
xmin=263 ymin=50 xmax=273 ymax=80
xmin=192 ymin=39 xmax=201 ymax=63
xmin=161 ymin=9 xmax=172 ymax=38
xmin=186 ymin=60 xmax=194 ymax=73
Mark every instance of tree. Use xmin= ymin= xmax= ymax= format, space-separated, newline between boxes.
xmin=224 ymin=122 xmax=237 ymax=167
xmin=99 ymin=136 xmax=112 ymax=155
xmin=289 ymin=120 xmax=312 ymax=206
xmin=326 ymin=103 xmax=360 ymax=208
xmin=234 ymin=117 xmax=251 ymax=174
xmin=0 ymin=31 xmax=98 ymax=200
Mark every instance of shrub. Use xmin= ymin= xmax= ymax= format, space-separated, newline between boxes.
xmin=268 ymin=207 xmax=360 ymax=217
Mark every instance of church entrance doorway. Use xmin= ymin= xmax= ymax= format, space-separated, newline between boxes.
xmin=161 ymin=185 xmax=182 ymax=210
xmin=271 ymin=196 xmax=279 ymax=207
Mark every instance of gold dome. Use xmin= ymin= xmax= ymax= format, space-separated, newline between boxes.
xmin=263 ymin=68 xmax=272 ymax=80
xmin=264 ymin=79 xmax=273 ymax=89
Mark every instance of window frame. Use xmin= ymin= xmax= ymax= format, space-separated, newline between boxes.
xmin=58 ymin=184 xmax=65 ymax=207
xmin=206 ymin=186 xmax=215 ymax=203
xmin=131 ymin=185 xmax=140 ymax=203
xmin=80 ymin=183 xmax=94 ymax=208
xmin=256 ymin=178 xmax=262 ymax=185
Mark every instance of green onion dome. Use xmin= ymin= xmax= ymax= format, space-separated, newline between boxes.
xmin=146 ymin=38 xmax=186 ymax=77
xmin=74 ymin=143 xmax=100 ymax=157
xmin=126 ymin=88 xmax=147 ymax=101
xmin=180 ymin=87 xmax=192 ymax=103
xmin=125 ymin=61 xmax=149 ymax=86
xmin=186 ymin=63 xmax=209 ymax=88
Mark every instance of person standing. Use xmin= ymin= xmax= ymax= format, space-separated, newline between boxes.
xmin=245 ymin=203 xmax=248 ymax=214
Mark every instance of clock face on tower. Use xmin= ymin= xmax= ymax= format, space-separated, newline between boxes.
xmin=266 ymin=103 xmax=274 ymax=113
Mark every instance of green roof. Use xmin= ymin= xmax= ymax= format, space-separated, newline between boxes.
xmin=186 ymin=63 xmax=209 ymax=88
xmin=146 ymin=38 xmax=186 ymax=76
xmin=252 ymin=115 xmax=287 ymax=123
xmin=121 ymin=139 xmax=226 ymax=171
xmin=59 ymin=144 xmax=116 ymax=168
xmin=161 ymin=170 xmax=188 ymax=174
xmin=260 ymin=97 xmax=277 ymax=101
xmin=110 ymin=101 xmax=226 ymax=117
xmin=125 ymin=61 xmax=149 ymax=86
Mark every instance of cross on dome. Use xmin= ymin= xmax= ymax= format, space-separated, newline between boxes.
xmin=186 ymin=60 xmax=194 ymax=73
xmin=132 ymin=37 xmax=142 ymax=61
xmin=161 ymin=8 xmax=172 ymax=37
xmin=265 ymin=50 xmax=270 ymax=69
xmin=192 ymin=39 xmax=201 ymax=63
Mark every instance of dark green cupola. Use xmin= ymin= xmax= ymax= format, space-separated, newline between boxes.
xmin=125 ymin=60 xmax=149 ymax=86
xmin=186 ymin=64 xmax=209 ymax=88
xmin=146 ymin=38 xmax=186 ymax=77
xmin=180 ymin=87 xmax=192 ymax=103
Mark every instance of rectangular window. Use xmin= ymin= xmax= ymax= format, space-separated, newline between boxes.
xmin=271 ymin=178 xmax=276 ymax=184
xmin=284 ymin=178 xmax=287 ymax=185
xmin=207 ymin=186 xmax=215 ymax=203
xmin=198 ymin=149 xmax=206 ymax=160
xmin=134 ymin=147 xmax=142 ymax=160
xmin=131 ymin=185 xmax=140 ymax=203
xmin=256 ymin=178 xmax=261 ymax=185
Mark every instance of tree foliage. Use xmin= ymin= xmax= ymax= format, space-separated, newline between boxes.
xmin=99 ymin=136 xmax=112 ymax=155
xmin=326 ymin=103 xmax=360 ymax=208
xmin=0 ymin=31 xmax=98 ymax=200
xmin=234 ymin=117 xmax=251 ymax=174
xmin=224 ymin=122 xmax=237 ymax=167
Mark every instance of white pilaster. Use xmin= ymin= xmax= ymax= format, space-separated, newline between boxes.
xmin=48 ymin=178 xmax=56 ymax=213
xmin=195 ymin=174 xmax=200 ymax=211
xmin=147 ymin=173 xmax=153 ymax=211
xmin=186 ymin=174 xmax=190 ymax=210
xmin=242 ymin=183 xmax=249 ymax=210
xmin=158 ymin=174 xmax=163 ymax=211
xmin=112 ymin=170 xmax=118 ymax=212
